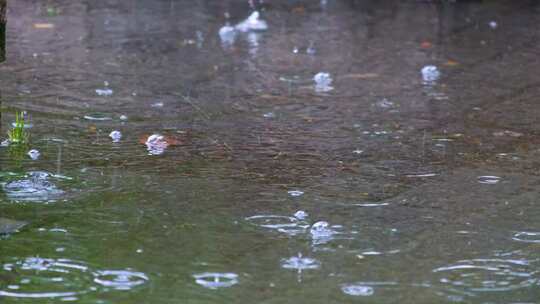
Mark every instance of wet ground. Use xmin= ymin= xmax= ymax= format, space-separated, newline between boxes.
xmin=2 ymin=0 xmax=540 ymax=303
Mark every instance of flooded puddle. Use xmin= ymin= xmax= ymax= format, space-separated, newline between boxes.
xmin=2 ymin=0 xmax=540 ymax=303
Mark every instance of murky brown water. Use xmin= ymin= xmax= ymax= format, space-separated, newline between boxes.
xmin=1 ymin=0 xmax=540 ymax=303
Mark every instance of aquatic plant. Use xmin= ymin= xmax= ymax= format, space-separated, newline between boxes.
xmin=7 ymin=111 xmax=28 ymax=144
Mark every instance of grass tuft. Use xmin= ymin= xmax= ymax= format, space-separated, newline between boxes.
xmin=7 ymin=111 xmax=29 ymax=144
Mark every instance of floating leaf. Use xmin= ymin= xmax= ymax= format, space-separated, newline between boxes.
xmin=33 ymin=23 xmax=55 ymax=29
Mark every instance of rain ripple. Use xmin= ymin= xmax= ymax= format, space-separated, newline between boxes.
xmin=512 ymin=232 xmax=540 ymax=243
xmin=433 ymin=258 xmax=538 ymax=294
xmin=193 ymin=272 xmax=239 ymax=289
xmin=0 ymin=257 xmax=93 ymax=300
xmin=2 ymin=171 xmax=65 ymax=202
xmin=0 ymin=257 xmax=149 ymax=300
xmin=245 ymin=212 xmax=310 ymax=236
xmin=93 ymin=270 xmax=149 ymax=290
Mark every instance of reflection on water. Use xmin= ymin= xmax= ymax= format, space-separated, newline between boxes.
xmin=2 ymin=0 xmax=540 ymax=303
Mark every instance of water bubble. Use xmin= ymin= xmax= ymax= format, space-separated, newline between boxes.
xmin=477 ymin=176 xmax=501 ymax=184
xmin=341 ymin=284 xmax=375 ymax=296
xmin=95 ymin=88 xmax=113 ymax=97
xmin=489 ymin=21 xmax=498 ymax=29
xmin=3 ymin=171 xmax=64 ymax=202
xmin=263 ymin=112 xmax=275 ymax=118
xmin=293 ymin=210 xmax=308 ymax=220
xmin=27 ymin=149 xmax=40 ymax=160
xmin=109 ymin=130 xmax=122 ymax=142
xmin=288 ymin=190 xmax=304 ymax=197
xmin=235 ymin=11 xmax=268 ymax=32
xmin=219 ymin=24 xmax=237 ymax=49
xmin=421 ymin=65 xmax=440 ymax=83
xmin=119 ymin=115 xmax=128 ymax=121
xmin=310 ymin=221 xmax=338 ymax=245
xmin=93 ymin=270 xmax=148 ymax=290
xmin=292 ymin=47 xmax=299 ymax=54
xmin=313 ymin=72 xmax=333 ymax=92
xmin=145 ymin=134 xmax=169 ymax=155
xmin=193 ymin=272 xmax=238 ymax=289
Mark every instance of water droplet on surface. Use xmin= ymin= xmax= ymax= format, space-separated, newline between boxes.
xmin=193 ymin=272 xmax=238 ymax=289
xmin=313 ymin=72 xmax=333 ymax=92
xmin=288 ymin=190 xmax=304 ymax=197
xmin=421 ymin=65 xmax=440 ymax=83
xmin=109 ymin=131 xmax=122 ymax=142
xmin=293 ymin=210 xmax=308 ymax=220
xmin=477 ymin=176 xmax=501 ymax=184
xmin=341 ymin=284 xmax=375 ymax=296
xmin=27 ymin=149 xmax=40 ymax=160
xmin=93 ymin=270 xmax=148 ymax=290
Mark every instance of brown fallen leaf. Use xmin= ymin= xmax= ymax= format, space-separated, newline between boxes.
xmin=444 ymin=59 xmax=459 ymax=67
xmin=420 ymin=41 xmax=433 ymax=49
xmin=292 ymin=6 xmax=305 ymax=14
xmin=33 ymin=23 xmax=55 ymax=29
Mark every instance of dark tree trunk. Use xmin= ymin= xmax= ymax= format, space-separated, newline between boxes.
xmin=0 ymin=0 xmax=5 ymax=62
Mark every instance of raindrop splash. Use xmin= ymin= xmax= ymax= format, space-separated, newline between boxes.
xmin=193 ymin=272 xmax=238 ymax=289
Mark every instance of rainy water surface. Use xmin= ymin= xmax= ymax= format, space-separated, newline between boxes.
xmin=2 ymin=0 xmax=540 ymax=303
